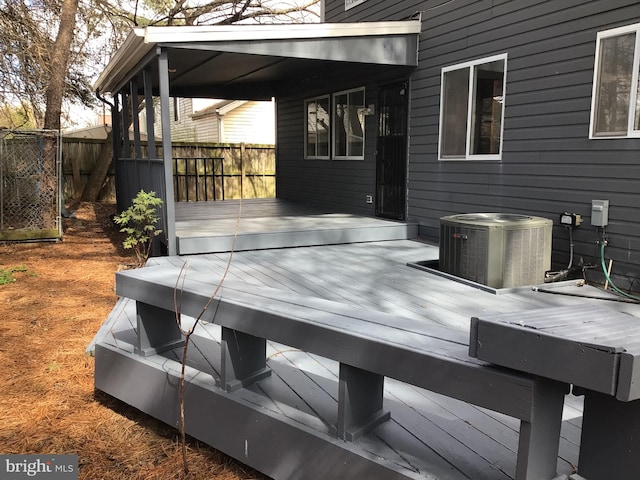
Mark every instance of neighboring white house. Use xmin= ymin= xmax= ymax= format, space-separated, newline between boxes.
xmin=63 ymin=124 xmax=149 ymax=141
xmin=145 ymin=98 xmax=275 ymax=144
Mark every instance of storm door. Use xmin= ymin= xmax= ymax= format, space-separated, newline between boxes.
xmin=376 ymin=82 xmax=408 ymax=220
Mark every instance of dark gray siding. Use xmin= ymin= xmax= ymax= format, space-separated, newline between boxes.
xmin=411 ymin=0 xmax=640 ymax=283
xmin=276 ymin=64 xmax=414 ymax=215
xmin=317 ymin=0 xmax=640 ymax=284
xmin=275 ymin=0 xmax=423 ymax=215
xmin=276 ymin=86 xmax=378 ymax=215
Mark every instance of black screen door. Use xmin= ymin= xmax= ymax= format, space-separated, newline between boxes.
xmin=376 ymin=82 xmax=408 ymax=221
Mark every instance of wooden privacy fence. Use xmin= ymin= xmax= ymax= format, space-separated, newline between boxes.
xmin=61 ymin=139 xmax=275 ymax=202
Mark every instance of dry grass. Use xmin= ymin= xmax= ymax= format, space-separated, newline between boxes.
xmin=0 ymin=203 xmax=265 ymax=480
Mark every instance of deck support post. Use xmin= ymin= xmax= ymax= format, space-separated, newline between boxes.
xmin=515 ymin=378 xmax=567 ymax=480
xmin=219 ymin=327 xmax=271 ymax=392
xmin=135 ymin=302 xmax=184 ymax=357
xmin=577 ymin=390 xmax=640 ymax=479
xmin=334 ymin=363 xmax=390 ymax=442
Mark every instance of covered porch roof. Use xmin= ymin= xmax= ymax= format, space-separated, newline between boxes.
xmin=94 ymin=20 xmax=422 ymax=100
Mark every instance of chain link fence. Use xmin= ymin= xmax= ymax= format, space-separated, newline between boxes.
xmin=0 ymin=130 xmax=61 ymax=241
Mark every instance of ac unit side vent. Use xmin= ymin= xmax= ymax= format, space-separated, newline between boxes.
xmin=439 ymin=213 xmax=552 ymax=289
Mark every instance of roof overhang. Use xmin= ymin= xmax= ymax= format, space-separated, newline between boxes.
xmin=94 ymin=21 xmax=421 ymax=100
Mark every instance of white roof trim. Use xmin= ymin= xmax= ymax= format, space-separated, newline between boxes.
xmin=217 ymin=100 xmax=247 ymax=115
xmin=143 ymin=21 xmax=422 ymax=43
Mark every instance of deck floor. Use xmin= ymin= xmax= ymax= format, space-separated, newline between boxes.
xmin=92 ymin=230 xmax=640 ymax=479
xmin=174 ymin=199 xmax=418 ymax=254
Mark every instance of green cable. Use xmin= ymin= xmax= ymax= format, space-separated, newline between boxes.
xmin=600 ymin=243 xmax=640 ymax=302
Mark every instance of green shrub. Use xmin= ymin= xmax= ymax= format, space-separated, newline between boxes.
xmin=114 ymin=190 xmax=163 ymax=266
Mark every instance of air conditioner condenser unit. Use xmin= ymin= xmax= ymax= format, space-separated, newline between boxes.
xmin=439 ymin=213 xmax=553 ymax=289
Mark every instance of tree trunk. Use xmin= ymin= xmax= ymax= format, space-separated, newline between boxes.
xmin=82 ymin=131 xmax=114 ymax=202
xmin=83 ymin=97 xmax=142 ymax=202
xmin=41 ymin=0 xmax=78 ymax=219
xmin=43 ymin=0 xmax=79 ymax=132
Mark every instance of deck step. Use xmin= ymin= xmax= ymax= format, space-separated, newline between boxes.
xmin=176 ymin=217 xmax=418 ymax=254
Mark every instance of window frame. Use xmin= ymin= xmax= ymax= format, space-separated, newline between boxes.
xmin=304 ymin=95 xmax=331 ymax=160
xmin=332 ymin=86 xmax=366 ymax=160
xmin=589 ymin=23 xmax=640 ymax=139
xmin=438 ymin=53 xmax=508 ymax=161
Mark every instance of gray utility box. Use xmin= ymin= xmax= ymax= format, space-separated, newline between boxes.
xmin=591 ymin=199 xmax=609 ymax=227
xmin=439 ymin=213 xmax=553 ymax=289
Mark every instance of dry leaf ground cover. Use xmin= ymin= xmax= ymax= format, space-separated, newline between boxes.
xmin=0 ymin=203 xmax=265 ymax=480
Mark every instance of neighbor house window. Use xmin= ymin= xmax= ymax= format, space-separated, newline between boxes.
xmin=439 ymin=54 xmax=507 ymax=160
xmin=333 ymin=87 xmax=366 ymax=159
xmin=305 ymin=96 xmax=330 ymax=158
xmin=590 ymin=23 xmax=640 ymax=138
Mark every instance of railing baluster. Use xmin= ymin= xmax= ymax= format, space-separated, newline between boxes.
xmin=171 ymin=157 xmax=223 ymax=202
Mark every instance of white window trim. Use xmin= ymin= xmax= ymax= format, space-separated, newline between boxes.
xmin=438 ymin=53 xmax=508 ymax=161
xmin=589 ymin=23 xmax=640 ymax=139
xmin=332 ymin=86 xmax=366 ymax=160
xmin=304 ymin=95 xmax=330 ymax=160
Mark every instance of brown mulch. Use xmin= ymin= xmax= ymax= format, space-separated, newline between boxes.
xmin=0 ymin=203 xmax=265 ymax=480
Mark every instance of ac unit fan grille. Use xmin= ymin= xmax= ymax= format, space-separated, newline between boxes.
xmin=503 ymin=226 xmax=552 ymax=287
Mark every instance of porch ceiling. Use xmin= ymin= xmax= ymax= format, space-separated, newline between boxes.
xmin=94 ymin=21 xmax=421 ymax=100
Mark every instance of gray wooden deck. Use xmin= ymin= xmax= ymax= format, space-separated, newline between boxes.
xmin=174 ymin=199 xmax=418 ymax=254
xmin=92 ymin=226 xmax=640 ymax=479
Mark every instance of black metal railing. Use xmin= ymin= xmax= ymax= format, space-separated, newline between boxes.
xmin=173 ymin=157 xmax=225 ymax=202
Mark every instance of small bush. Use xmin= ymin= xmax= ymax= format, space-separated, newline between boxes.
xmin=113 ymin=190 xmax=163 ymax=267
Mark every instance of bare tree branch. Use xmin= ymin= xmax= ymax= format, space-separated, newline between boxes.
xmin=173 ymin=200 xmax=243 ymax=474
xmin=0 ymin=0 xmax=319 ymax=129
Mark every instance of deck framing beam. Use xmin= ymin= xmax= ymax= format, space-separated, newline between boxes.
xmin=95 ymin=342 xmax=427 ymax=480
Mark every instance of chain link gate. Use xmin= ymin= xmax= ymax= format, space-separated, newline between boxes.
xmin=0 ymin=130 xmax=61 ymax=241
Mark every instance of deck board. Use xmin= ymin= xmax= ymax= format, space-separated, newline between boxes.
xmin=94 ymin=290 xmax=590 ymax=479
xmin=93 ymin=203 xmax=640 ymax=478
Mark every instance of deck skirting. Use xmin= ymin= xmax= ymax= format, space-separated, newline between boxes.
xmin=94 ymin=342 xmax=427 ymax=480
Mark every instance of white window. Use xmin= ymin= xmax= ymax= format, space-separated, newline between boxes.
xmin=590 ymin=23 xmax=640 ymax=138
xmin=305 ymin=96 xmax=330 ymax=158
xmin=333 ymin=87 xmax=366 ymax=159
xmin=439 ymin=54 xmax=507 ymax=160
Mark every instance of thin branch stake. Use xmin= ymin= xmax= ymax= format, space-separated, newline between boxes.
xmin=173 ymin=200 xmax=243 ymax=475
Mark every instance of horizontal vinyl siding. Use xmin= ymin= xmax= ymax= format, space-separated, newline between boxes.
xmin=324 ymin=0 xmax=640 ymax=282
xmin=170 ymin=98 xmax=198 ymax=142
xmin=298 ymin=0 xmax=418 ymax=204
xmin=402 ymin=0 xmax=640 ymax=283
xmin=276 ymin=90 xmax=378 ymax=215
xmin=193 ymin=116 xmax=220 ymax=143
xmin=222 ymin=101 xmax=275 ymax=144
xmin=325 ymin=0 xmax=423 ymax=22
